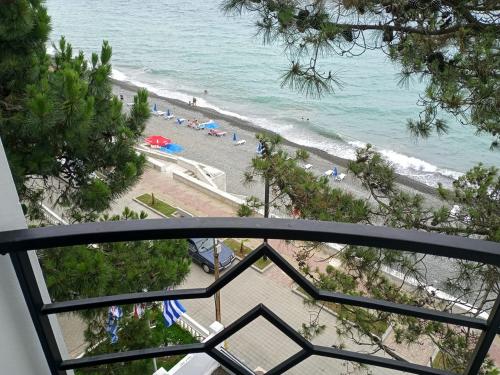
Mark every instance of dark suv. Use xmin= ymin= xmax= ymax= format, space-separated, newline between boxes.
xmin=187 ymin=238 xmax=235 ymax=273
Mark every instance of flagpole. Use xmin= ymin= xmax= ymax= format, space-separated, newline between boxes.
xmin=153 ymin=357 xmax=158 ymax=372
xmin=213 ymin=238 xmax=221 ymax=322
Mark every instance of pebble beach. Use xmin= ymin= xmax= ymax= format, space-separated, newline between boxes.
xmin=113 ymin=80 xmax=442 ymax=210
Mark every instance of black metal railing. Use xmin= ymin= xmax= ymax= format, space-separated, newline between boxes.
xmin=1 ymin=218 xmax=499 ymax=375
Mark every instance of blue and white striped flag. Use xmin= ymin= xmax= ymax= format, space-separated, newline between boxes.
xmin=106 ymin=306 xmax=123 ymax=344
xmin=162 ymin=300 xmax=186 ymax=327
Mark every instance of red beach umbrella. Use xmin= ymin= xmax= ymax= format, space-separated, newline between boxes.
xmin=145 ymin=135 xmax=172 ymax=147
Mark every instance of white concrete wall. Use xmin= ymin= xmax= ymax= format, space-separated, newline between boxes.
xmin=136 ymin=146 xmax=227 ymax=191
xmin=154 ymin=322 xmax=224 ymax=375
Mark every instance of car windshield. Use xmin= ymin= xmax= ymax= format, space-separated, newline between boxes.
xmin=192 ymin=238 xmax=214 ymax=253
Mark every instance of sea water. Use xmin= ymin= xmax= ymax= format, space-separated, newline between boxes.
xmin=45 ymin=0 xmax=498 ymax=187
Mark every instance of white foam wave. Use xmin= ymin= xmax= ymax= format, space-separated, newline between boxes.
xmin=380 ymin=149 xmax=439 ymax=173
xmin=112 ymin=68 xmax=249 ymax=122
xmin=379 ymin=149 xmax=463 ymax=186
xmin=348 ymin=140 xmax=367 ymax=149
xmin=111 ymin=68 xmax=128 ymax=82
xmin=255 ymin=117 xmax=359 ymax=160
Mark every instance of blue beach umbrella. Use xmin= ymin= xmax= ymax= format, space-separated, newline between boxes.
xmin=161 ymin=143 xmax=184 ymax=154
xmin=167 ymin=109 xmax=170 ymax=116
xmin=205 ymin=120 xmax=219 ymax=129
xmin=233 ymin=133 xmax=237 ymax=142
xmin=333 ymin=167 xmax=338 ymax=177
xmin=153 ymin=103 xmax=157 ymax=112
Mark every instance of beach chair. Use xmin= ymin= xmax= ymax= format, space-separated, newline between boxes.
xmin=325 ymin=167 xmax=339 ymax=179
xmin=335 ymin=173 xmax=346 ymax=182
xmin=234 ymin=139 xmax=246 ymax=146
xmin=164 ymin=109 xmax=174 ymax=120
xmin=151 ymin=104 xmax=164 ymax=116
xmin=208 ymin=129 xmax=227 ymax=137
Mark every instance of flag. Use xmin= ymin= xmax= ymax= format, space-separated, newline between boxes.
xmin=256 ymin=142 xmax=263 ymax=155
xmin=133 ymin=303 xmax=146 ymax=319
xmin=162 ymin=300 xmax=186 ymax=327
xmin=106 ymin=306 xmax=123 ymax=344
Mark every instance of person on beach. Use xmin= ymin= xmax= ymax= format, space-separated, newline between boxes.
xmin=192 ymin=97 xmax=197 ymax=106
xmin=188 ymin=100 xmax=191 ymax=106
xmin=204 ymin=89 xmax=208 ymax=94
xmin=119 ymin=94 xmax=124 ymax=101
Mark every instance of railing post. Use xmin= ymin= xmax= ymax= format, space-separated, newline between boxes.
xmin=465 ymin=295 xmax=500 ymax=375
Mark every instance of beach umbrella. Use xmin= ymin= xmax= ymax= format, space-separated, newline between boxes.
xmin=233 ymin=133 xmax=237 ymax=142
xmin=161 ymin=143 xmax=184 ymax=154
xmin=153 ymin=103 xmax=157 ymax=112
xmin=146 ymin=135 xmax=171 ymax=147
xmin=205 ymin=121 xmax=219 ymax=129
xmin=167 ymin=109 xmax=171 ymax=116
xmin=333 ymin=167 xmax=338 ymax=177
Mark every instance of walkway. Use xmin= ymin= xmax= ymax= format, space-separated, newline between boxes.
xmin=110 ymin=166 xmax=236 ymax=218
xmin=182 ymin=263 xmax=400 ymax=374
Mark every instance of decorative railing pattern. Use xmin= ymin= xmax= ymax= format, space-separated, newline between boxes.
xmin=1 ymin=218 xmax=499 ymax=375
xmin=177 ymin=314 xmax=210 ymax=341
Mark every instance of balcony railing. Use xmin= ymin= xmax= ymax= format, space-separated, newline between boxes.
xmin=1 ymin=218 xmax=499 ymax=375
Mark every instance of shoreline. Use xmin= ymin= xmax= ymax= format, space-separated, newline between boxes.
xmin=113 ymin=78 xmax=439 ymax=197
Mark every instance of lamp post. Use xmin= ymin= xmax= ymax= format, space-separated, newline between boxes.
xmin=213 ymin=238 xmax=222 ymax=322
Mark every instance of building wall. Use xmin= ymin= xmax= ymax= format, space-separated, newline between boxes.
xmin=0 ymin=139 xmax=69 ymax=374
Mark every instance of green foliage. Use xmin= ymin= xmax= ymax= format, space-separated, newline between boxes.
xmin=0 ymin=0 xmax=50 ymax=97
xmin=76 ymin=309 xmax=198 ymax=375
xmin=40 ymin=209 xmax=192 ymax=374
xmin=237 ymin=203 xmax=253 ymax=217
xmin=245 ymin=136 xmax=499 ymax=371
xmin=438 ymin=164 xmax=500 ymax=241
xmin=222 ymin=0 xmax=500 ymax=147
xmin=223 ymin=238 xmax=271 ymax=269
xmin=1 ymin=12 xmax=150 ymax=221
xmin=245 ymin=133 xmax=370 ymax=223
xmin=40 ymin=209 xmax=191 ymax=302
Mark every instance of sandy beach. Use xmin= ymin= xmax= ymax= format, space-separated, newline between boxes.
xmin=113 ymin=80 xmax=442 ymax=209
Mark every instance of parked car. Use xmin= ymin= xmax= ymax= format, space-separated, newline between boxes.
xmin=188 ymin=238 xmax=235 ymax=273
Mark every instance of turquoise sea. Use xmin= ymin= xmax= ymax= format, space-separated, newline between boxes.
xmin=45 ymin=0 xmax=498 ymax=187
